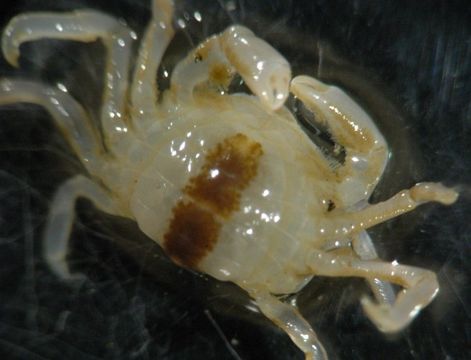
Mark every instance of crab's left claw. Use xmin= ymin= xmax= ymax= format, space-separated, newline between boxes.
xmin=221 ymin=26 xmax=291 ymax=111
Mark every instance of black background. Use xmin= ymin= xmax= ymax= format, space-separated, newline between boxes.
xmin=0 ymin=0 xmax=470 ymax=359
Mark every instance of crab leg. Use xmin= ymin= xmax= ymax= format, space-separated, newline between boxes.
xmin=250 ymin=290 xmax=328 ymax=360
xmin=306 ymin=248 xmax=439 ymax=333
xmin=130 ymin=0 xmax=174 ymax=131
xmin=0 ymin=79 xmax=103 ymax=173
xmin=291 ymin=75 xmax=388 ymax=206
xmin=352 ymin=231 xmax=396 ymax=305
xmin=1 ymin=10 xmax=135 ymax=147
xmin=292 ymin=74 xmax=397 ymax=304
xmin=324 ymin=231 xmax=396 ymax=306
xmin=319 ymin=182 xmax=458 ymax=240
xmin=171 ymin=25 xmax=291 ymax=111
xmin=291 ymin=77 xmax=454 ymax=309
xmin=44 ymin=175 xmax=125 ymax=279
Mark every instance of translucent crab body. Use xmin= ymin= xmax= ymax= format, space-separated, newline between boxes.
xmin=0 ymin=1 xmax=458 ymax=359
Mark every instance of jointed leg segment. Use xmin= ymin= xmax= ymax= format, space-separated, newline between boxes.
xmin=130 ymin=0 xmax=175 ymax=131
xmin=2 ymin=10 xmax=136 ymax=147
xmin=306 ymin=248 xmax=439 ymax=333
xmin=250 ymin=290 xmax=328 ymax=360
xmin=319 ymin=182 xmax=458 ymax=240
xmin=314 ymin=182 xmax=457 ymax=322
xmin=322 ymin=231 xmax=396 ymax=306
xmin=44 ymin=175 xmax=124 ymax=279
xmin=352 ymin=231 xmax=395 ymax=305
xmin=0 ymin=79 xmax=103 ymax=173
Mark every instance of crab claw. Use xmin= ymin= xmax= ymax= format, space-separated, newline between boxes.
xmin=221 ymin=26 xmax=291 ymax=111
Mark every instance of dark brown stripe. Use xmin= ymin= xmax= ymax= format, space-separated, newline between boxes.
xmin=163 ymin=133 xmax=263 ymax=269
xmin=163 ymin=201 xmax=220 ymax=269
xmin=184 ymin=133 xmax=263 ymax=217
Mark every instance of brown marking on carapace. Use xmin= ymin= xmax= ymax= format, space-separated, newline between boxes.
xmin=163 ymin=201 xmax=221 ymax=269
xmin=185 ymin=133 xmax=263 ymax=217
xmin=209 ymin=62 xmax=233 ymax=88
xmin=163 ymin=133 xmax=263 ymax=269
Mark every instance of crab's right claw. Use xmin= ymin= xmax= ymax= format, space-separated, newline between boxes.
xmin=221 ymin=26 xmax=291 ymax=111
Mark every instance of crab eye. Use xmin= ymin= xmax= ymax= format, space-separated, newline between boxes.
xmin=327 ymin=200 xmax=336 ymax=212
xmin=194 ymin=53 xmax=203 ymax=63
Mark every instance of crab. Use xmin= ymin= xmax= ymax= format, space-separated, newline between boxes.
xmin=0 ymin=0 xmax=459 ymax=359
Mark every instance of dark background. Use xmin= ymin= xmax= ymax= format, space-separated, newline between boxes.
xmin=0 ymin=0 xmax=470 ymax=359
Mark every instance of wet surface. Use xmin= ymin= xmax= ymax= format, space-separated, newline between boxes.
xmin=0 ymin=0 xmax=470 ymax=359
